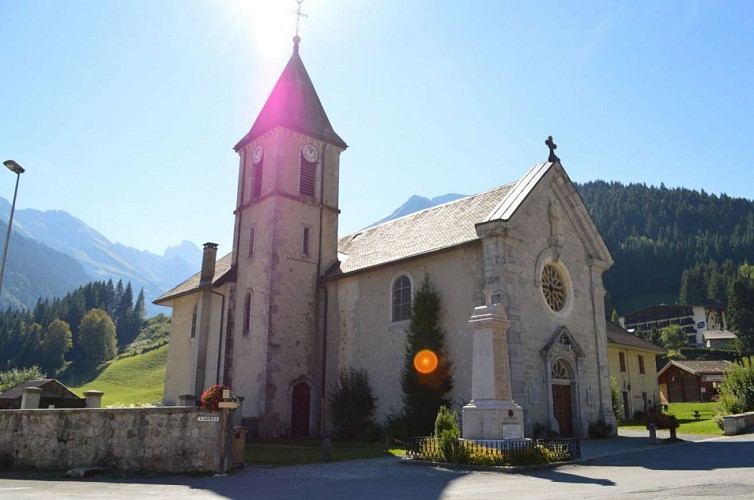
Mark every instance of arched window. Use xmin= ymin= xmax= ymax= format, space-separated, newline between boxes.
xmin=243 ymin=292 xmax=252 ymax=336
xmin=190 ymin=303 xmax=198 ymax=338
xmin=391 ymin=274 xmax=412 ymax=322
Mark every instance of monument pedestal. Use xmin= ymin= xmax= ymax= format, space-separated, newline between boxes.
xmin=462 ymin=302 xmax=525 ymax=441
xmin=462 ymin=399 xmax=524 ymax=440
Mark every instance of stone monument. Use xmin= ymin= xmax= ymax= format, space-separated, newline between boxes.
xmin=462 ymin=303 xmax=524 ymax=440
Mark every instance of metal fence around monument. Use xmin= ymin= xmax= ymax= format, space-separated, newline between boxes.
xmin=405 ymin=437 xmax=580 ymax=465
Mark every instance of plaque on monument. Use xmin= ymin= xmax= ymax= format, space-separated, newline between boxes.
xmin=502 ymin=424 xmax=523 ymax=439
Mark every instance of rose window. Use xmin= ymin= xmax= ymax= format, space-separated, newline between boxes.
xmin=542 ymin=264 xmax=567 ymax=312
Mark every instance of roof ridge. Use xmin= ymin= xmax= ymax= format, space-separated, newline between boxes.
xmin=342 ymin=182 xmax=518 ymax=240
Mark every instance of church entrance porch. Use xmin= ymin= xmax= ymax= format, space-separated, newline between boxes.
xmin=291 ymin=383 xmax=310 ymax=437
xmin=552 ymin=383 xmax=573 ymax=437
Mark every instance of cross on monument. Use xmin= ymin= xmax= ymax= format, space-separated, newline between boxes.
xmin=545 ymin=135 xmax=560 ymax=163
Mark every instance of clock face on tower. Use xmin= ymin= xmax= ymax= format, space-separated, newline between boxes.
xmin=302 ymin=143 xmax=319 ymax=163
xmin=252 ymin=145 xmax=264 ymax=165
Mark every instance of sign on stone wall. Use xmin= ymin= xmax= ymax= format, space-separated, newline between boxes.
xmin=197 ymin=416 xmax=220 ymax=422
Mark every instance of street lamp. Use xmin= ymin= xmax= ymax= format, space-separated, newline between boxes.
xmin=0 ymin=160 xmax=25 ymax=299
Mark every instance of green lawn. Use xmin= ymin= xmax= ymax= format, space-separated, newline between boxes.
xmin=245 ymin=439 xmax=404 ymax=467
xmin=70 ymin=344 xmax=168 ymax=406
xmin=619 ymin=402 xmax=722 ymax=435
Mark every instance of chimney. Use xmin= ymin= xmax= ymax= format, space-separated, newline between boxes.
xmin=200 ymin=242 xmax=219 ymax=284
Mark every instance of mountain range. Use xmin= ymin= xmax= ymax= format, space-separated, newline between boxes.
xmin=0 ymin=197 xmax=201 ymax=314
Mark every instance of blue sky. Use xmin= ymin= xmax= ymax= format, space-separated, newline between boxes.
xmin=1 ymin=1 xmax=752 ymax=255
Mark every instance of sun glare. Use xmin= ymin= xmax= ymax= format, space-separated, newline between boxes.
xmin=225 ymin=0 xmax=292 ymax=60
xmin=414 ymin=350 xmax=439 ymax=375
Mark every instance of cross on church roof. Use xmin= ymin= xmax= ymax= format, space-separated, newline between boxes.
xmin=545 ymin=135 xmax=560 ymax=163
xmin=293 ymin=0 xmax=307 ymax=51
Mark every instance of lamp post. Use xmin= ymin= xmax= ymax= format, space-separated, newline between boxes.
xmin=0 ymin=160 xmax=25 ymax=299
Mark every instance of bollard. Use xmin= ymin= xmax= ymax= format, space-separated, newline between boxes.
xmin=648 ymin=423 xmax=657 ymax=443
xmin=669 ymin=426 xmax=677 ymax=440
xmin=322 ymin=437 xmax=332 ymax=462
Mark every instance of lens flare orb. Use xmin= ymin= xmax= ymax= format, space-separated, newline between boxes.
xmin=413 ymin=349 xmax=439 ymax=374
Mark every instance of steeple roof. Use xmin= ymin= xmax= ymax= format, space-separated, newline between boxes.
xmin=235 ymin=40 xmax=347 ymax=151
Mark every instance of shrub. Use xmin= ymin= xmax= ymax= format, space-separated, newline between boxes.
xmin=533 ymin=422 xmax=559 ymax=439
xmin=610 ymin=376 xmax=623 ymax=421
xmin=715 ymin=356 xmax=754 ymax=418
xmin=328 ymin=367 xmax=377 ymax=440
xmin=589 ymin=421 xmax=613 ymax=438
xmin=644 ymin=411 xmax=679 ymax=429
xmin=385 ymin=412 xmax=409 ymax=442
xmin=633 ymin=410 xmax=647 ymax=421
xmin=434 ymin=406 xmax=462 ymax=461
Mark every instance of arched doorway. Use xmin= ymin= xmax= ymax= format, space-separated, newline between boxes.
xmin=551 ymin=359 xmax=574 ymax=437
xmin=291 ymin=383 xmax=310 ymax=437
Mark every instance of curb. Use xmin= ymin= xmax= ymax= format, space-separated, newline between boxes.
xmin=399 ymin=457 xmax=576 ymax=474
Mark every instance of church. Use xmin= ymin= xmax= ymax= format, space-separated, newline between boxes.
xmin=155 ymin=35 xmax=616 ymax=439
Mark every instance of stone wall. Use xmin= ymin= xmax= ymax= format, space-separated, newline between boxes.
xmin=723 ymin=411 xmax=754 ymax=436
xmin=0 ymin=407 xmax=225 ymax=473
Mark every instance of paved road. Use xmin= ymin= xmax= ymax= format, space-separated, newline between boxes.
xmin=2 ymin=432 xmax=753 ymax=499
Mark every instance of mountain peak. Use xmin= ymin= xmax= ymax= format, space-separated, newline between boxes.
xmin=370 ymin=193 xmax=467 ymax=227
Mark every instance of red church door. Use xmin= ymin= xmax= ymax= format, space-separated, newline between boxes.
xmin=552 ymin=384 xmax=573 ymax=437
xmin=291 ymin=383 xmax=310 ymax=437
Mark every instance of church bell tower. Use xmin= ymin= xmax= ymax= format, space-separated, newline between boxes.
xmin=229 ymin=35 xmax=347 ymax=437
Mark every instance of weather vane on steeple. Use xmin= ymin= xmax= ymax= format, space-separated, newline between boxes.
xmin=293 ymin=0 xmax=307 ymax=51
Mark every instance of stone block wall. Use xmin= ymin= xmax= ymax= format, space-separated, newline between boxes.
xmin=0 ymin=407 xmax=224 ymax=473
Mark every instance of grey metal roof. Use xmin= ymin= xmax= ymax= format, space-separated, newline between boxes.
xmin=606 ymin=322 xmax=666 ymax=354
xmin=334 ymin=182 xmax=517 ymax=276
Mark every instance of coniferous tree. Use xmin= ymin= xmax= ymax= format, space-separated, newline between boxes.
xmin=117 ymin=288 xmax=146 ymax=348
xmin=114 ymin=282 xmax=133 ymax=345
xmin=728 ymin=264 xmax=754 ymax=356
xmin=399 ymin=275 xmax=453 ymax=436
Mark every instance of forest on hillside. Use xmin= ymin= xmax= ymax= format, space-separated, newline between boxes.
xmin=0 ymin=280 xmax=146 ymax=375
xmin=576 ymin=181 xmax=754 ymax=313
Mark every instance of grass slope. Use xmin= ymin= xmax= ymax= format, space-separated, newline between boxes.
xmin=71 ymin=344 xmax=167 ymax=406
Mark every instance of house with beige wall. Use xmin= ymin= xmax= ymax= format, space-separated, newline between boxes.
xmin=606 ymin=322 xmax=665 ymax=420
xmin=156 ymin=37 xmax=617 ymax=439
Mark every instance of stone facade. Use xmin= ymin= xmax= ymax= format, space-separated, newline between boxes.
xmin=325 ymin=164 xmax=615 ymax=438
xmin=0 ymin=407 xmax=223 ymax=473
xmin=156 ymin=41 xmax=617 ymax=440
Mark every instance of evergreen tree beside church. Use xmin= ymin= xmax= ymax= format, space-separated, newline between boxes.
xmin=400 ymin=276 xmax=453 ymax=437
